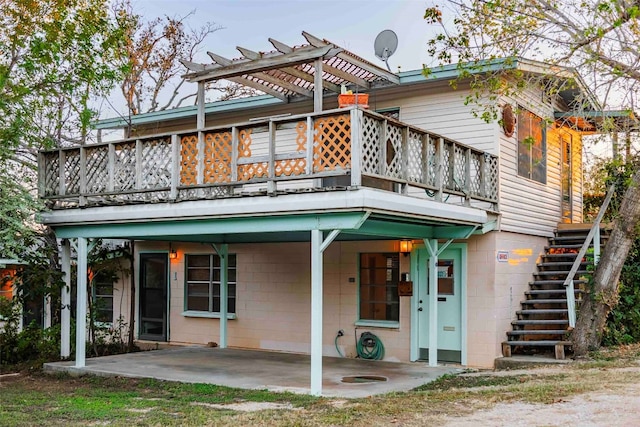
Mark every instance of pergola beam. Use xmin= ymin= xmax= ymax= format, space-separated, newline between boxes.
xmin=185 ymin=45 xmax=339 ymax=82
xmin=302 ymin=31 xmax=400 ymax=84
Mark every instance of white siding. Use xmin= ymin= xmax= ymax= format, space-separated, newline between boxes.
xmin=498 ymin=89 xmax=584 ymax=236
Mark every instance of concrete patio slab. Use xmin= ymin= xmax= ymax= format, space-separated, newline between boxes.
xmin=44 ymin=347 xmax=460 ymax=398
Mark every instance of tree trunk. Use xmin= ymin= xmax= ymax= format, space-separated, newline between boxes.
xmin=573 ymin=169 xmax=640 ymax=356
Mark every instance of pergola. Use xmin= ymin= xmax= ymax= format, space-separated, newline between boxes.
xmin=181 ymin=31 xmax=400 ymax=127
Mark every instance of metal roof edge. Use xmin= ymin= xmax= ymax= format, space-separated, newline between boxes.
xmin=94 ymin=94 xmax=283 ymax=130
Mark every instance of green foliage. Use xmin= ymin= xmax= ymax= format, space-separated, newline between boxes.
xmin=603 ymin=238 xmax=640 ymax=345
xmin=0 ymin=298 xmax=61 ymax=368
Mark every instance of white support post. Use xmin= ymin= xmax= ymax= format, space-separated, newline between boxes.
xmin=313 ymin=59 xmax=323 ymax=113
xmin=219 ymin=244 xmax=229 ymax=348
xmin=75 ymin=237 xmax=88 ymax=368
xmin=61 ymin=240 xmax=71 ymax=358
xmin=197 ymin=82 xmax=205 ymax=130
xmin=310 ymin=229 xmax=323 ymax=395
xmin=310 ymin=228 xmax=341 ymax=396
xmin=424 ymin=238 xmax=438 ymax=367
xmin=43 ymin=295 xmax=51 ymax=329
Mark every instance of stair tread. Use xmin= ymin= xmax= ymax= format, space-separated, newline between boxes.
xmin=526 ymin=289 xmax=585 ymax=294
xmin=521 ymin=299 xmax=568 ymax=304
xmin=504 ymin=340 xmax=572 ymax=346
xmin=508 ymin=330 xmax=568 ymax=335
xmin=517 ymin=309 xmax=568 ymax=314
xmin=535 ymin=270 xmax=590 ymax=276
xmin=512 ymin=319 xmax=569 ymax=325
xmin=530 ymin=279 xmax=588 ymax=284
xmin=538 ymin=261 xmax=588 ymax=267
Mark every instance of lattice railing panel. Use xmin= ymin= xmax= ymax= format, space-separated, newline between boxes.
xmin=469 ymin=152 xmax=482 ymax=197
xmin=275 ymin=159 xmax=306 ymax=177
xmin=313 ymin=114 xmax=351 ymax=172
xmin=384 ymin=123 xmax=403 ymax=179
xmin=484 ymin=154 xmax=499 ymax=200
xmin=141 ymin=137 xmax=172 ymax=189
xmin=407 ymin=131 xmax=423 ymax=183
xmin=452 ymin=145 xmax=467 ymax=193
xmin=204 ymin=131 xmax=232 ymax=184
xmin=64 ymin=151 xmax=81 ymax=194
xmin=361 ymin=115 xmax=381 ymax=174
xmin=113 ymin=143 xmax=136 ymax=191
xmin=43 ymin=153 xmax=60 ymax=196
xmin=85 ymin=146 xmax=109 ymax=194
xmin=426 ymin=137 xmax=437 ymax=187
xmin=178 ymin=186 xmax=232 ymax=201
xmin=441 ymin=142 xmax=452 ymax=190
xmin=238 ymin=162 xmax=268 ymax=181
xmin=237 ymin=129 xmax=253 ymax=158
xmin=180 ymin=134 xmax=198 ymax=186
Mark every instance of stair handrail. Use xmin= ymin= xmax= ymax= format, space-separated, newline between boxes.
xmin=565 ymin=183 xmax=616 ymax=328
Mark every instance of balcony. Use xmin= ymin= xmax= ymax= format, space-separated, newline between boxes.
xmin=39 ymin=107 xmax=499 ymax=211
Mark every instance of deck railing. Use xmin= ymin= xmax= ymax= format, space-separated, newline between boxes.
xmin=39 ymin=107 xmax=499 ymax=209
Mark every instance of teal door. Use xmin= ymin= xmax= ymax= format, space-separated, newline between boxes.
xmin=417 ymin=246 xmax=463 ymax=363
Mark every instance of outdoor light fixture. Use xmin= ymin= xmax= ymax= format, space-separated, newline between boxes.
xmin=169 ymin=243 xmax=178 ymax=260
xmin=399 ymin=239 xmax=413 ymax=256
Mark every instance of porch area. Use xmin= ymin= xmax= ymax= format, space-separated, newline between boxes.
xmin=39 ymin=107 xmax=498 ymax=211
xmin=44 ymin=346 xmax=459 ymax=398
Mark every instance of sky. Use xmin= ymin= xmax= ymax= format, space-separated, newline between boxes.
xmin=131 ymin=0 xmax=437 ymax=73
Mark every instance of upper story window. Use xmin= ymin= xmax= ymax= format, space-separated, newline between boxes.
xmin=359 ymin=253 xmax=400 ymax=322
xmin=186 ymin=254 xmax=237 ymax=313
xmin=517 ymin=108 xmax=547 ymax=184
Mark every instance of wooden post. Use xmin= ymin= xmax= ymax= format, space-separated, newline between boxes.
xmin=464 ymin=147 xmax=471 ymax=206
xmin=267 ymin=121 xmax=276 ymax=195
xmin=170 ymin=135 xmax=179 ymax=200
xmin=350 ymin=109 xmax=361 ymax=187
xmin=107 ymin=144 xmax=115 ymax=192
xmin=231 ymin=127 xmax=239 ymax=182
xmin=135 ymin=139 xmax=142 ymax=190
xmin=401 ymin=126 xmax=410 ymax=194
xmin=313 ymin=59 xmax=323 ymax=113
xmin=197 ymin=82 xmax=205 ymax=130
xmin=79 ymin=147 xmax=87 ymax=206
xmin=435 ymin=138 xmax=445 ymax=202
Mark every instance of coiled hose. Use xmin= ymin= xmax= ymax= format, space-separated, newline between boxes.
xmin=356 ymin=331 xmax=384 ymax=360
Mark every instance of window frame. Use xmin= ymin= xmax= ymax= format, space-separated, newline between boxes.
xmin=517 ymin=107 xmax=547 ymax=184
xmin=92 ymin=273 xmax=114 ymax=325
xmin=183 ymin=253 xmax=237 ymax=319
xmin=357 ymin=252 xmax=400 ymax=327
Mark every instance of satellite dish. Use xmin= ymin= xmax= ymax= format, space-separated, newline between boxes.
xmin=374 ymin=30 xmax=398 ymax=72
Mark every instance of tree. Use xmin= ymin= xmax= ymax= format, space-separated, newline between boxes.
xmin=1 ymin=0 xmax=128 ymax=259
xmin=110 ymin=0 xmax=257 ymax=128
xmin=424 ymin=0 xmax=640 ymax=356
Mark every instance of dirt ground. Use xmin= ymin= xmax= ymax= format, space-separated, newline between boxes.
xmin=440 ymin=365 xmax=640 ymax=427
xmin=443 ymin=384 xmax=640 ymax=426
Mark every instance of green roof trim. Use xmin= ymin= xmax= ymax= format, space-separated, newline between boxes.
xmin=95 ymin=94 xmax=282 ymax=130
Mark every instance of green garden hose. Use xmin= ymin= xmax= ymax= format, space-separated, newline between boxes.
xmin=356 ymin=332 xmax=384 ymax=360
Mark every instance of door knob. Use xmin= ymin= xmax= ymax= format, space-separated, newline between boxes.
xmin=418 ymin=307 xmax=423 ymax=311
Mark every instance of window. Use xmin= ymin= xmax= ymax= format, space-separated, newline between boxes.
xmin=517 ymin=108 xmax=547 ymax=184
xmin=359 ymin=253 xmax=400 ymax=322
xmin=186 ymin=254 xmax=236 ymax=313
xmin=93 ymin=274 xmax=114 ymax=323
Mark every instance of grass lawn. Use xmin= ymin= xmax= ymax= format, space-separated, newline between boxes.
xmin=1 ymin=344 xmax=640 ymax=426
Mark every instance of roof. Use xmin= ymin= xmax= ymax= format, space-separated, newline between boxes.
xmin=95 ymin=52 xmax=600 ymax=130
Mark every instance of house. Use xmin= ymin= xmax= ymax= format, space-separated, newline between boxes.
xmin=38 ymin=33 xmax=602 ymax=395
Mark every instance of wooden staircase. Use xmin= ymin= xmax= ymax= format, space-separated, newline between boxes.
xmin=502 ymin=224 xmax=609 ymax=359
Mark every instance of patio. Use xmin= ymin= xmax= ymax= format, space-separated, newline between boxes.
xmin=44 ymin=347 xmax=460 ymax=398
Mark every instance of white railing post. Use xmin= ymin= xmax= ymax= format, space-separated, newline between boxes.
xmin=135 ymin=139 xmax=143 ymax=190
xmin=267 ymin=120 xmax=276 ymax=195
xmin=435 ymin=138 xmax=445 ymax=202
xmin=231 ymin=127 xmax=239 ymax=182
xmin=464 ymin=147 xmax=471 ymax=206
xmin=564 ymin=184 xmax=616 ymax=328
xmin=79 ymin=147 xmax=87 ymax=206
xmin=350 ymin=109 xmax=361 ymax=187
xmin=170 ymin=134 xmax=179 ymax=200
